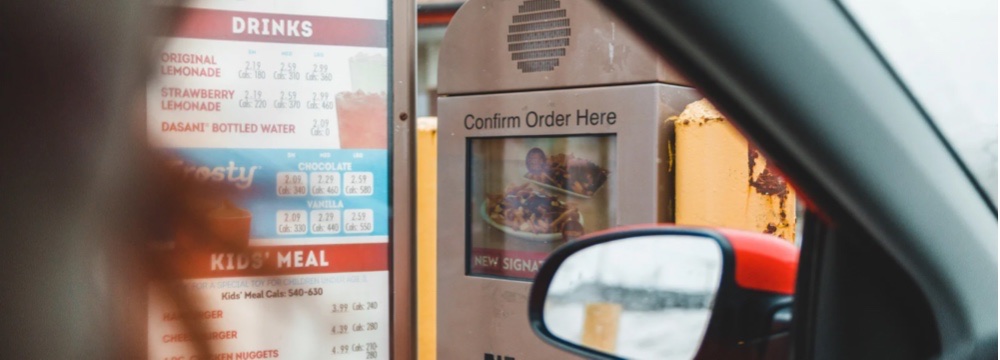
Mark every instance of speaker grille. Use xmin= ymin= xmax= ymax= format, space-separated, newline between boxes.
xmin=507 ymin=0 xmax=569 ymax=73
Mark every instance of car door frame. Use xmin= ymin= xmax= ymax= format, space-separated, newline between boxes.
xmin=594 ymin=0 xmax=998 ymax=358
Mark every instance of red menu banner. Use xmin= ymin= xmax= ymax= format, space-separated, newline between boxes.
xmin=170 ymin=8 xmax=387 ymax=47
xmin=170 ymin=243 xmax=389 ymax=279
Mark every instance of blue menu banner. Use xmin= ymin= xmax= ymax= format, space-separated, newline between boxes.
xmin=170 ymin=148 xmax=389 ymax=241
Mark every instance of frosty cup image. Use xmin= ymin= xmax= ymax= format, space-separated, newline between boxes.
xmin=206 ymin=201 xmax=253 ymax=248
xmin=336 ymin=53 xmax=388 ymax=149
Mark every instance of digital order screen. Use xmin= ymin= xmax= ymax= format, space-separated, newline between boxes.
xmin=466 ymin=135 xmax=618 ymax=281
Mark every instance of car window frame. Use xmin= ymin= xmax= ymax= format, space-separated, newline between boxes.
xmin=593 ymin=0 xmax=999 ymax=358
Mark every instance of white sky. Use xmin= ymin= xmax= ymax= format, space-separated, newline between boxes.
xmin=843 ymin=0 xmax=998 ymax=203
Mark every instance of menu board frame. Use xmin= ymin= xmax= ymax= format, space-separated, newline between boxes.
xmin=388 ymin=0 xmax=415 ymax=359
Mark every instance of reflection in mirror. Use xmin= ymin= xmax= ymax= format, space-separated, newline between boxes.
xmin=543 ymin=235 xmax=722 ymax=359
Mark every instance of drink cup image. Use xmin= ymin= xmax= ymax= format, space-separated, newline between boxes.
xmin=336 ymin=90 xmax=387 ymax=149
xmin=348 ymin=53 xmax=387 ymax=94
xmin=337 ymin=53 xmax=388 ymax=149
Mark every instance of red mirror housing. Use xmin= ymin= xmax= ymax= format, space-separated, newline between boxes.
xmin=529 ymin=225 xmax=798 ymax=360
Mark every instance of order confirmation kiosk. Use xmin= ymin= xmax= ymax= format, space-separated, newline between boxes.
xmin=437 ymin=0 xmax=703 ymax=358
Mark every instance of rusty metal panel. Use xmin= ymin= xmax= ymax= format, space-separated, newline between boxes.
xmin=673 ymin=99 xmax=797 ymax=242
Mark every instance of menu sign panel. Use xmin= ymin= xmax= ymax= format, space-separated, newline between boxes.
xmin=146 ymin=1 xmax=390 ymax=358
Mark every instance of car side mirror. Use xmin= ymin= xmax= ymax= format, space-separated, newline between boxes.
xmin=528 ymin=226 xmax=798 ymax=359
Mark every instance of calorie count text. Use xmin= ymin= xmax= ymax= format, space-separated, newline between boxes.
xmin=331 ymin=342 xmax=379 ymax=359
xmin=343 ymin=172 xmax=374 ymax=196
xmin=239 ymin=61 xmax=334 ymax=83
xmin=239 ymin=90 xmax=268 ymax=109
xmin=343 ymin=209 xmax=374 ymax=233
xmin=273 ymin=62 xmax=301 ymax=80
xmin=273 ymin=90 xmax=302 ymax=109
xmin=226 ymin=286 xmax=323 ymax=298
xmin=240 ymin=46 xmax=334 ymax=82
xmin=164 ymin=50 xmax=344 ymax=110
xmin=169 ymin=49 xmax=341 ymax=126
xmin=307 ymin=92 xmax=335 ymax=110
xmin=163 ymin=47 xmax=340 ymax=84
xmin=277 ymin=208 xmax=372 ymax=236
xmin=331 ymin=301 xmax=379 ymax=313
xmin=235 ymin=89 xmax=333 ymax=111
xmin=289 ymin=287 xmax=324 ymax=297
xmin=238 ymin=60 xmax=266 ymax=79
xmin=329 ymin=321 xmax=379 ymax=335
xmin=311 ymin=118 xmax=332 ymax=137
xmin=311 ymin=172 xmax=341 ymax=196
xmin=277 ymin=172 xmax=309 ymax=196
xmin=274 ymin=168 xmax=375 ymax=236
xmin=307 ymin=64 xmax=334 ymax=81
xmin=277 ymin=210 xmax=308 ymax=235
xmin=329 ymin=300 xmax=382 ymax=358
xmin=311 ymin=209 xmax=342 ymax=234
xmin=279 ymin=171 xmax=375 ymax=197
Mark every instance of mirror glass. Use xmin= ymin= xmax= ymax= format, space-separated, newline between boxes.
xmin=542 ymin=235 xmax=723 ymax=359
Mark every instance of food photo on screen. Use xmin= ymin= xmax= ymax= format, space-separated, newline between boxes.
xmin=483 ymin=183 xmax=584 ymax=241
xmin=523 ymin=147 xmax=610 ymax=198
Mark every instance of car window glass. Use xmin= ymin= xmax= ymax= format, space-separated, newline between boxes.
xmin=840 ymin=0 xmax=998 ymax=205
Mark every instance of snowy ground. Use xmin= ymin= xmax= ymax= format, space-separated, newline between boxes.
xmin=544 ymin=302 xmax=711 ymax=360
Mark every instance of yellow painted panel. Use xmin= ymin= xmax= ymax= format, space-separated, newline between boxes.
xmin=582 ymin=302 xmax=623 ymax=353
xmin=416 ymin=117 xmax=438 ymax=360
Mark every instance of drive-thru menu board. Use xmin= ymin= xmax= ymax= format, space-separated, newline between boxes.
xmin=146 ymin=1 xmax=390 ymax=358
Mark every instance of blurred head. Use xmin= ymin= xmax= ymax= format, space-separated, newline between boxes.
xmin=0 ymin=2 xmax=226 ymax=358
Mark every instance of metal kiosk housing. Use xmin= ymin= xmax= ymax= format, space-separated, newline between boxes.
xmin=437 ymin=0 xmax=700 ymax=357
